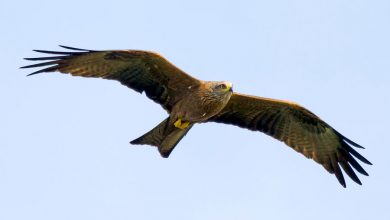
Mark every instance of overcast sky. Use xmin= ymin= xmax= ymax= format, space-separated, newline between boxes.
xmin=1 ymin=0 xmax=389 ymax=219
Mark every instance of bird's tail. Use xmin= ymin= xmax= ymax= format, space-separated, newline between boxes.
xmin=130 ymin=117 xmax=193 ymax=158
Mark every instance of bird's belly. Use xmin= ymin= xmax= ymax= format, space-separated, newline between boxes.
xmin=171 ymin=92 xmax=229 ymax=123
xmin=183 ymin=102 xmax=225 ymax=123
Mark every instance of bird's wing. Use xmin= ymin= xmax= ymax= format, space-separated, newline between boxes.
xmin=208 ymin=93 xmax=371 ymax=187
xmin=21 ymin=46 xmax=201 ymax=112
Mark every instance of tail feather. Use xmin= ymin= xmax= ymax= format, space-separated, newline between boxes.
xmin=130 ymin=117 xmax=193 ymax=158
xmin=159 ymin=124 xmax=193 ymax=157
xmin=130 ymin=118 xmax=170 ymax=147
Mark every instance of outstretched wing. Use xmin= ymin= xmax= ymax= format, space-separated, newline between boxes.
xmin=209 ymin=93 xmax=371 ymax=187
xmin=21 ymin=45 xmax=201 ymax=112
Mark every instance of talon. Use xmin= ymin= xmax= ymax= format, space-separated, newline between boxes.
xmin=174 ymin=118 xmax=182 ymax=128
xmin=174 ymin=118 xmax=190 ymax=130
xmin=181 ymin=121 xmax=190 ymax=129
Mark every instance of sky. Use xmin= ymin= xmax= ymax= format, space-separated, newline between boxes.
xmin=1 ymin=0 xmax=390 ymax=219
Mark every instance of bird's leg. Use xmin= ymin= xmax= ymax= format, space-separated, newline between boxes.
xmin=174 ymin=117 xmax=190 ymax=130
xmin=181 ymin=120 xmax=190 ymax=129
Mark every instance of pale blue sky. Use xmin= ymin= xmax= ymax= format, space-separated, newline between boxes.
xmin=1 ymin=0 xmax=389 ymax=219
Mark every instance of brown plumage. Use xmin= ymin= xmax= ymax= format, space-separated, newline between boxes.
xmin=21 ymin=46 xmax=371 ymax=187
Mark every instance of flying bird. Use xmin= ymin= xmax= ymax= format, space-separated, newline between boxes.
xmin=21 ymin=45 xmax=371 ymax=187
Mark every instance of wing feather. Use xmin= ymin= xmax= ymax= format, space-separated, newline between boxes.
xmin=209 ymin=93 xmax=371 ymax=187
xmin=21 ymin=46 xmax=201 ymax=112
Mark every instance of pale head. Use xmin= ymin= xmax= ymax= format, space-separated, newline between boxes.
xmin=203 ymin=81 xmax=234 ymax=105
xmin=210 ymin=81 xmax=233 ymax=93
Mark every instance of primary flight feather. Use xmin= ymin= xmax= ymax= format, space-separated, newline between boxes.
xmin=21 ymin=45 xmax=371 ymax=187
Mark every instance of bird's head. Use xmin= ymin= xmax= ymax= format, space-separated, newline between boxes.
xmin=204 ymin=81 xmax=233 ymax=105
xmin=202 ymin=81 xmax=234 ymax=105
xmin=212 ymin=81 xmax=233 ymax=93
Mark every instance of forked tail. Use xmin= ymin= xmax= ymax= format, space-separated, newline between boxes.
xmin=130 ymin=117 xmax=193 ymax=158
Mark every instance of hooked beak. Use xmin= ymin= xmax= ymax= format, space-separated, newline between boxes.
xmin=226 ymin=82 xmax=233 ymax=92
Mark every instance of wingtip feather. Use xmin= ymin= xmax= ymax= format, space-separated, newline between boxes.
xmin=27 ymin=72 xmax=40 ymax=76
xmin=339 ymin=159 xmax=362 ymax=186
xmin=330 ymin=156 xmax=346 ymax=188
xmin=334 ymin=129 xmax=365 ymax=149
xmin=58 ymin=45 xmax=91 ymax=51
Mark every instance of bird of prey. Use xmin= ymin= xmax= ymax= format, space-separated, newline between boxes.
xmin=21 ymin=45 xmax=371 ymax=187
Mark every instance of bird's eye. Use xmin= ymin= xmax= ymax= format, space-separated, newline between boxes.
xmin=217 ymin=84 xmax=227 ymax=90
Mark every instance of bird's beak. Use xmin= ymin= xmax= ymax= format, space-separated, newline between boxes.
xmin=227 ymin=82 xmax=233 ymax=92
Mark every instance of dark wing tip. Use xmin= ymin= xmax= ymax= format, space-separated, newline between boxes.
xmin=21 ymin=59 xmax=63 ymax=76
xmin=331 ymin=138 xmax=371 ymax=186
xmin=344 ymin=137 xmax=365 ymax=149
xmin=26 ymin=71 xmax=43 ymax=76
xmin=340 ymin=181 xmax=347 ymax=188
xmin=329 ymin=156 xmax=346 ymax=187
xmin=25 ymin=66 xmax=60 ymax=76
xmin=334 ymin=129 xmax=372 ymax=165
xmin=20 ymin=60 xmax=60 ymax=69
xmin=324 ymin=129 xmax=371 ymax=187
xmin=31 ymin=45 xmax=95 ymax=56
xmin=339 ymin=160 xmax=362 ymax=185
xmin=32 ymin=49 xmax=83 ymax=55
xmin=342 ymin=141 xmax=372 ymax=165
xmin=22 ymin=45 xmax=93 ymax=76
xmin=24 ymin=56 xmax=69 ymax=61
xmin=334 ymin=129 xmax=365 ymax=149
xmin=58 ymin=45 xmax=93 ymax=51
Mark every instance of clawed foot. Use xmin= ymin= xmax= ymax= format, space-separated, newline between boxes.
xmin=174 ymin=118 xmax=190 ymax=130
